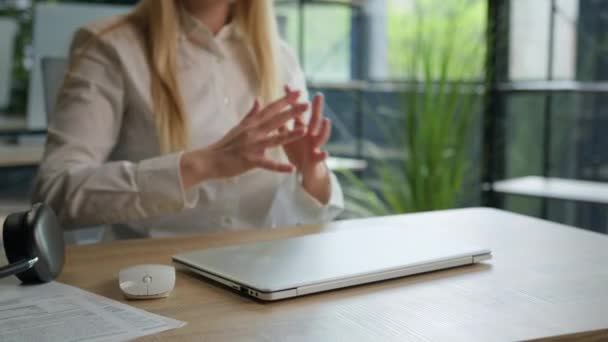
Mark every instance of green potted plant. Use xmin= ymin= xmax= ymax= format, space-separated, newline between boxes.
xmin=342 ymin=0 xmax=486 ymax=216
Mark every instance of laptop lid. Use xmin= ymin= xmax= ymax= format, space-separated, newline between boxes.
xmin=173 ymin=226 xmax=491 ymax=295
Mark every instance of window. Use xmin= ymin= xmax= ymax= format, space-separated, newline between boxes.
xmin=486 ymin=0 xmax=608 ymax=233
xmin=276 ymin=1 xmax=353 ymax=82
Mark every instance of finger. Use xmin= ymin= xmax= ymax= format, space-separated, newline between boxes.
xmin=283 ymin=85 xmax=302 ymax=132
xmin=249 ymin=156 xmax=295 ymax=173
xmin=279 ymin=116 xmax=305 ymax=136
xmin=309 ymin=93 xmax=324 ymax=136
xmin=311 ymin=150 xmax=329 ymax=163
xmin=256 ymin=103 xmax=309 ymax=133
xmin=294 ymin=115 xmax=306 ymax=130
xmin=313 ymin=118 xmax=331 ymax=148
xmin=248 ymin=127 xmax=306 ymax=151
xmin=220 ymin=99 xmax=261 ymax=143
xmin=284 ymin=84 xmax=299 ymax=96
xmin=278 ymin=101 xmax=299 ymax=134
xmin=241 ymin=98 xmax=262 ymax=125
xmin=259 ymin=90 xmax=301 ymax=118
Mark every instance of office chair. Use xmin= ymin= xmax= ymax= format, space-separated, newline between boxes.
xmin=41 ymin=57 xmax=68 ymax=119
xmin=0 ymin=17 xmax=18 ymax=109
xmin=27 ymin=2 xmax=129 ymax=128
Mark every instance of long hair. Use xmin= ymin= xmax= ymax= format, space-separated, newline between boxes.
xmin=86 ymin=0 xmax=282 ymax=154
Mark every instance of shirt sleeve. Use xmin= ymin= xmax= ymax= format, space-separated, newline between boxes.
xmin=265 ymin=41 xmax=345 ymax=226
xmin=32 ymin=27 xmax=198 ymax=230
xmin=268 ymin=170 xmax=344 ymax=226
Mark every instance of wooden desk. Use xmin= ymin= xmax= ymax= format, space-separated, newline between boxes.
xmin=58 ymin=208 xmax=608 ymax=341
xmin=0 ymin=143 xmax=366 ymax=171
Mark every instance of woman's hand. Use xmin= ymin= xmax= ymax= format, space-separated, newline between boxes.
xmin=281 ymin=86 xmax=332 ymax=204
xmin=180 ymin=91 xmax=308 ymax=189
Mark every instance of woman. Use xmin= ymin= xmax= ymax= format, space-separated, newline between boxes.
xmin=33 ymin=0 xmax=343 ymax=238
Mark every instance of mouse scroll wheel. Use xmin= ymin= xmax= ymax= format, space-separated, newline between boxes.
xmin=142 ymin=275 xmax=152 ymax=284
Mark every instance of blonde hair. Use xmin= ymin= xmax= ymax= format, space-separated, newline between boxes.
xmin=86 ymin=0 xmax=282 ymax=154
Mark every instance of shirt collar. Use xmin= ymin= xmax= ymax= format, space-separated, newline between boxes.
xmin=178 ymin=4 xmax=239 ymax=50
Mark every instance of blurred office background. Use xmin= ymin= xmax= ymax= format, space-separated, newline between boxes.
xmin=1 ymin=0 xmax=607 ymax=243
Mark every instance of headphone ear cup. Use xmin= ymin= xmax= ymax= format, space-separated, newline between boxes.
xmin=3 ymin=212 xmax=31 ymax=266
xmin=2 ymin=204 xmax=64 ymax=283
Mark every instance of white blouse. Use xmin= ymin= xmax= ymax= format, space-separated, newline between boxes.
xmin=33 ymin=12 xmax=343 ymax=238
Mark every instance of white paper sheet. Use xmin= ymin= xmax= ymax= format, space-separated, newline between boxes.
xmin=0 ymin=278 xmax=185 ymax=341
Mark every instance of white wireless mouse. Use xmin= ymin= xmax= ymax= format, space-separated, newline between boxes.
xmin=118 ymin=264 xmax=175 ymax=300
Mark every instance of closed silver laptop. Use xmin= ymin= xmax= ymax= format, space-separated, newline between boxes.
xmin=172 ymin=226 xmax=492 ymax=301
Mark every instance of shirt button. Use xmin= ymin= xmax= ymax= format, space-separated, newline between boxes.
xmin=223 ymin=97 xmax=230 ymax=105
xmin=221 ymin=216 xmax=233 ymax=226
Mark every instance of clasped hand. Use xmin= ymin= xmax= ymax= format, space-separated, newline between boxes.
xmin=180 ymin=86 xmax=332 ymax=191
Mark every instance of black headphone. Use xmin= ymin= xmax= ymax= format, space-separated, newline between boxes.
xmin=1 ymin=203 xmax=65 ymax=283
